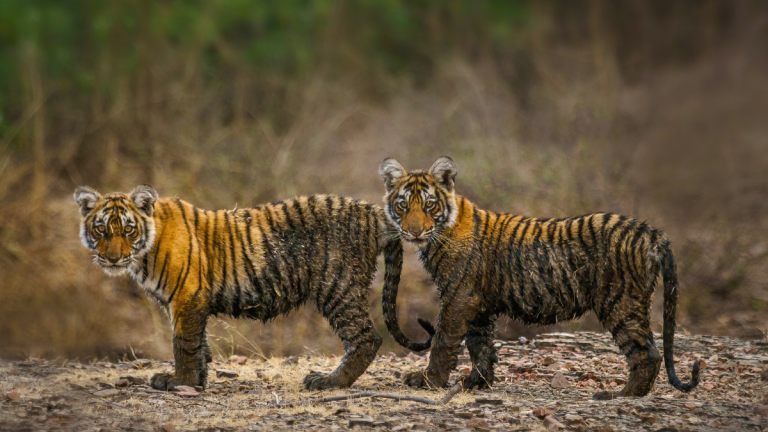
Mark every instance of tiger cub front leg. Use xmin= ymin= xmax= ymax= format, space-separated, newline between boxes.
xmin=461 ymin=313 xmax=498 ymax=390
xmin=403 ymin=291 xmax=480 ymax=389
xmin=151 ymin=307 xmax=209 ymax=391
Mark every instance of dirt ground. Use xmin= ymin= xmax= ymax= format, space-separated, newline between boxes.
xmin=0 ymin=332 xmax=766 ymax=432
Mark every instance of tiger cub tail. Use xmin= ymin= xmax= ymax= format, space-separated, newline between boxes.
xmin=382 ymin=238 xmax=435 ymax=351
xmin=660 ymin=239 xmax=701 ymax=392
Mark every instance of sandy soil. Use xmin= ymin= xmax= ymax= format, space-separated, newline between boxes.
xmin=0 ymin=332 xmax=766 ymax=431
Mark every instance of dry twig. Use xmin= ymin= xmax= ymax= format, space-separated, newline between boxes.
xmin=279 ymin=382 xmax=463 ymax=408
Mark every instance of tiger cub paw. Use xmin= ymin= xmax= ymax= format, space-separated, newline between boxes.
xmin=150 ymin=372 xmax=194 ymax=391
xmin=592 ymin=390 xmax=617 ymax=400
xmin=304 ymin=372 xmax=344 ymax=390
xmin=403 ymin=370 xmax=443 ymax=389
xmin=460 ymin=371 xmax=493 ymax=390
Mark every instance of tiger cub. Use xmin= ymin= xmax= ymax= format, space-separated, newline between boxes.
xmin=379 ymin=156 xmax=700 ymax=399
xmin=75 ymin=185 xmax=403 ymax=391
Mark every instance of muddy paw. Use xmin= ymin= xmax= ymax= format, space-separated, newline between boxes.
xmin=150 ymin=373 xmax=193 ymax=391
xmin=461 ymin=370 xmax=493 ymax=390
xmin=403 ymin=370 xmax=441 ymax=389
xmin=303 ymin=372 xmax=343 ymax=390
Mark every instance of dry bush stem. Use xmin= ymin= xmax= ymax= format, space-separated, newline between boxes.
xmin=279 ymin=382 xmax=463 ymax=407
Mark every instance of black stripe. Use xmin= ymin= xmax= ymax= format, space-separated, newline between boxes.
xmin=213 ymin=212 xmax=226 ymax=312
xmin=531 ymin=220 xmax=543 ymax=244
xmin=193 ymin=207 xmax=204 ymax=299
xmin=577 ymin=216 xmax=592 ymax=261
xmin=155 ymin=251 xmax=170 ymax=295
xmin=490 ymin=215 xmax=514 ymax=310
xmin=140 ymin=254 xmax=149 ymax=283
xmin=321 ymin=197 xmax=346 ymax=308
xmin=601 ymin=220 xmax=635 ymax=320
xmin=546 ymin=220 xmax=557 ymax=242
xmin=205 ymin=211 xmax=215 ymax=298
xmin=627 ymin=223 xmax=646 ymax=285
xmin=168 ymin=200 xmax=193 ymax=303
xmin=150 ymin=233 xmax=164 ymax=279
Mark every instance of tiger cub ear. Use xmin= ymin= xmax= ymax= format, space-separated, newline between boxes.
xmin=74 ymin=186 xmax=102 ymax=217
xmin=429 ymin=156 xmax=458 ymax=192
xmin=379 ymin=157 xmax=406 ymax=193
xmin=130 ymin=184 xmax=159 ymax=217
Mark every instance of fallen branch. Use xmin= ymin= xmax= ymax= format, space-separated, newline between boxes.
xmin=279 ymin=382 xmax=463 ymax=408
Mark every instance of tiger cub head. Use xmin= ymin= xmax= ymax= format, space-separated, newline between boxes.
xmin=379 ymin=156 xmax=459 ymax=246
xmin=74 ymin=185 xmax=158 ymax=276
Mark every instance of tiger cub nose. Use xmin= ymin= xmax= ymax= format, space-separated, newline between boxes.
xmin=106 ymin=255 xmax=121 ymax=264
xmin=409 ymin=229 xmax=423 ymax=237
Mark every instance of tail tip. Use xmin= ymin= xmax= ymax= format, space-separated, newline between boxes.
xmin=416 ymin=318 xmax=436 ymax=336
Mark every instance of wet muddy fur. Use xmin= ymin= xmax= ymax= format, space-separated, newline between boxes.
xmin=379 ymin=157 xmax=699 ymax=399
xmin=75 ymin=186 xmax=401 ymax=391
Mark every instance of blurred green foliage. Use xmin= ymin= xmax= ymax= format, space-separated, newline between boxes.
xmin=0 ymin=0 xmax=529 ymax=136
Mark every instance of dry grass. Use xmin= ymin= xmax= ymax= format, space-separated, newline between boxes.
xmin=1 ymin=4 xmax=767 ymax=362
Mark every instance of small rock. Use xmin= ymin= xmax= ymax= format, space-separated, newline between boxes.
xmin=162 ymin=423 xmax=176 ymax=431
xmin=120 ymin=376 xmax=146 ymax=385
xmin=755 ymin=406 xmax=768 ymax=416
xmin=216 ymin=369 xmax=239 ymax=378
xmin=474 ymin=398 xmax=503 ymax=406
xmin=519 ymin=336 xmax=528 ymax=344
xmin=543 ymin=415 xmax=564 ymax=431
xmin=93 ymin=389 xmax=119 ymax=397
xmin=6 ymin=391 xmax=20 ymax=401
xmin=641 ymin=415 xmax=658 ymax=424
xmin=596 ymin=426 xmax=613 ymax=432
xmin=173 ymin=385 xmax=199 ymax=397
xmin=551 ymin=372 xmax=570 ymax=388
xmin=684 ymin=402 xmax=696 ymax=410
xmin=349 ymin=416 xmax=374 ymax=427
xmin=761 ymin=369 xmax=768 ymax=381
xmin=234 ymin=356 xmax=248 ymax=365
xmin=131 ymin=359 xmax=152 ymax=369
xmin=115 ymin=379 xmax=131 ymax=388
xmin=456 ymin=412 xmax=473 ymax=419
xmin=541 ymin=356 xmax=555 ymax=366
xmin=96 ymin=382 xmax=114 ymax=389
xmin=466 ymin=418 xmax=489 ymax=429
xmin=533 ymin=408 xmax=552 ymax=418
xmin=282 ymin=356 xmax=298 ymax=365
xmin=564 ymin=414 xmax=583 ymax=424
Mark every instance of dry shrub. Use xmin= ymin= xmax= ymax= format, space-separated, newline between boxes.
xmin=1 ymin=3 xmax=767 ymax=361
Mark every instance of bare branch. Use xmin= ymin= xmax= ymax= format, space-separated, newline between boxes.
xmin=279 ymin=382 xmax=463 ymax=408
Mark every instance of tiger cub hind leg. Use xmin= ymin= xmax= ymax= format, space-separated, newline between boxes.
xmin=461 ymin=314 xmax=498 ymax=390
xmin=304 ymin=292 xmax=383 ymax=390
xmin=594 ymin=308 xmax=662 ymax=400
xmin=593 ymin=338 xmax=662 ymax=400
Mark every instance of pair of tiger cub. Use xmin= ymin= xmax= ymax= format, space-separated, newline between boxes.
xmin=75 ymin=156 xmax=699 ymax=399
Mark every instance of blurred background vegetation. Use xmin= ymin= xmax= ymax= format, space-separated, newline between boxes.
xmin=1 ymin=0 xmax=767 ymax=361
